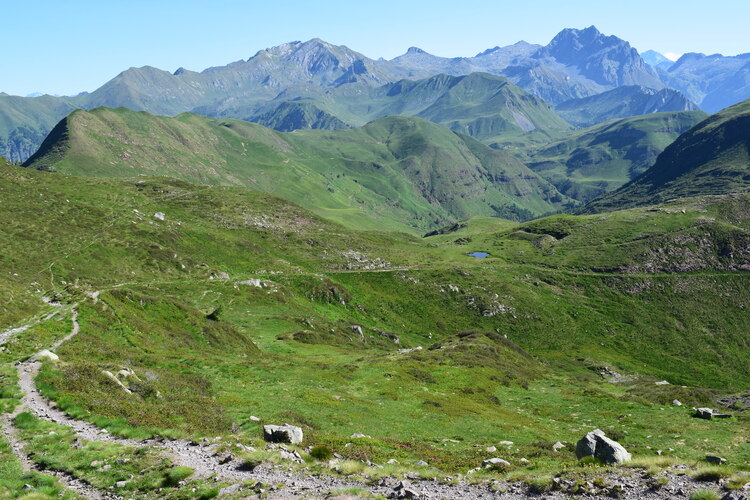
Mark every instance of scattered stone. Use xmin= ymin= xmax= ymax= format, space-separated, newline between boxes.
xmin=486 ymin=445 xmax=497 ymax=452
xmin=575 ymin=429 xmax=631 ymax=465
xmin=552 ymin=441 xmax=566 ymax=452
xmin=414 ymin=460 xmax=428 ymax=466
xmin=706 ymin=455 xmax=726 ymax=465
xmin=519 ymin=458 xmax=529 ymax=464
xmin=655 ymin=380 xmax=670 ymax=385
xmin=34 ymin=349 xmax=59 ymax=362
xmin=351 ymin=433 xmax=371 ymax=439
xmin=153 ymin=212 xmax=165 ymax=221
xmin=721 ymin=492 xmax=750 ymax=500
xmin=482 ymin=458 xmax=510 ymax=468
xmin=116 ymin=480 xmax=129 ymax=488
xmin=249 ymin=415 xmax=261 ymax=422
xmin=218 ymin=484 xmax=243 ymax=497
xmin=499 ymin=440 xmax=514 ymax=446
xmin=673 ymin=399 xmax=683 ymax=406
xmin=387 ymin=459 xmax=399 ymax=464
xmin=238 ymin=279 xmax=263 ymax=287
xmin=392 ymin=480 xmax=420 ymax=499
xmin=263 ymin=424 xmax=303 ymax=444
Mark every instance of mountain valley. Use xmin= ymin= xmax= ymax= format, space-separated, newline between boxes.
xmin=1 ymin=20 xmax=750 ymax=500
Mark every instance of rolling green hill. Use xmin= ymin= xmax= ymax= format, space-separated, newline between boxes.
xmin=583 ymin=98 xmax=750 ymax=213
xmin=523 ymin=111 xmax=708 ymax=201
xmin=23 ymin=108 xmax=574 ymax=232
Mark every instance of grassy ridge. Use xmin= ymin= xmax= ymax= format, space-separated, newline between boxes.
xmin=583 ymin=98 xmax=750 ymax=213
xmin=24 ymin=108 xmax=574 ymax=232
xmin=523 ymin=111 xmax=708 ymax=201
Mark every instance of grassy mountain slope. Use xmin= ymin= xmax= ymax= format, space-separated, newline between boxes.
xmin=207 ymin=72 xmax=573 ymax=145
xmin=24 ymin=108 xmax=573 ymax=232
xmin=555 ymin=86 xmax=700 ymax=127
xmin=362 ymin=73 xmax=571 ymax=142
xmin=523 ymin=111 xmax=708 ymax=201
xmin=0 ymin=164 xmax=748 ymax=480
xmin=583 ymin=98 xmax=750 ymax=213
xmin=249 ymin=100 xmax=350 ymax=131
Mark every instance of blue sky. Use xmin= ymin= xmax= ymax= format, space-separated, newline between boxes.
xmin=2 ymin=0 xmax=748 ymax=96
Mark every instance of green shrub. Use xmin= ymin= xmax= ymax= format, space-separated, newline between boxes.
xmin=690 ymin=489 xmax=720 ymax=500
xmin=310 ymin=446 xmax=333 ymax=461
xmin=162 ymin=466 xmax=194 ymax=486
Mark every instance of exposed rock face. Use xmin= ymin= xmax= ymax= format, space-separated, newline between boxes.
xmin=575 ymin=429 xmax=631 ymax=464
xmin=263 ymin=424 xmax=303 ymax=444
xmin=536 ymin=26 xmax=663 ymax=89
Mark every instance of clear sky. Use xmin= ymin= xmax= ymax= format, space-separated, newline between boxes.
xmin=2 ymin=0 xmax=748 ymax=96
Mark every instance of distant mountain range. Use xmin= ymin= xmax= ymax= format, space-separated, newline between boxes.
xmin=5 ymin=25 xmax=748 ymax=165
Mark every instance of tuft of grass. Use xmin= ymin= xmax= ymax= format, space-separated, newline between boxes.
xmin=162 ymin=466 xmax=194 ymax=487
xmin=690 ymin=489 xmax=720 ymax=500
xmin=526 ymin=476 xmax=553 ymax=493
xmin=310 ymin=446 xmax=333 ymax=461
xmin=693 ymin=467 xmax=732 ymax=482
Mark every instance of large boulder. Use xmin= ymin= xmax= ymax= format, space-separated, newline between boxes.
xmin=263 ymin=424 xmax=303 ymax=444
xmin=575 ymin=429 xmax=631 ymax=465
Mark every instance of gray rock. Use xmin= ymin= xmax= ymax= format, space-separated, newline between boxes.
xmin=552 ymin=441 xmax=566 ymax=452
xmin=349 ymin=325 xmax=364 ymax=340
xmin=414 ymin=460 xmax=428 ymax=466
xmin=393 ymin=480 xmax=421 ymax=499
xmin=263 ymin=424 xmax=303 ymax=444
xmin=153 ymin=212 xmax=165 ymax=221
xmin=672 ymin=399 xmax=682 ymax=406
xmin=482 ymin=457 xmax=510 ymax=468
xmin=695 ymin=407 xmax=715 ymax=419
xmin=721 ymin=492 xmax=750 ymax=500
xmin=575 ymin=429 xmax=631 ymax=464
xmin=486 ymin=445 xmax=497 ymax=452
xmin=35 ymin=349 xmax=59 ymax=361
xmin=706 ymin=455 xmax=726 ymax=465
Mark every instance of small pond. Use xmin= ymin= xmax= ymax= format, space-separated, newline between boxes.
xmin=467 ymin=251 xmax=490 ymax=258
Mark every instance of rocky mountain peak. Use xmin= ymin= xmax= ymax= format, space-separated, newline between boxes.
xmin=536 ymin=26 xmax=662 ymax=88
